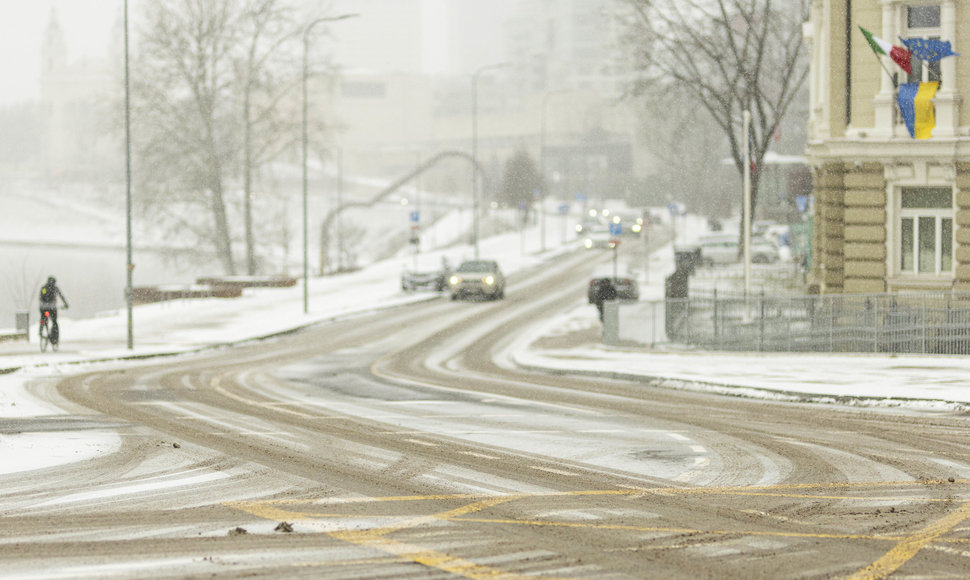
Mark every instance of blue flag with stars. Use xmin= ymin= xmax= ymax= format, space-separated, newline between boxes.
xmin=899 ymin=37 xmax=959 ymax=62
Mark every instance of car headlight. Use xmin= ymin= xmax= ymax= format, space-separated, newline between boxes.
xmin=484 ymin=275 xmax=495 ymax=285
xmin=449 ymin=275 xmax=461 ymax=285
xmin=631 ymin=224 xmax=642 ymax=233
xmin=584 ymin=238 xmax=593 ymax=249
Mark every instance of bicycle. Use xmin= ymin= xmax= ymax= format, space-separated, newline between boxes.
xmin=39 ymin=309 xmax=59 ymax=352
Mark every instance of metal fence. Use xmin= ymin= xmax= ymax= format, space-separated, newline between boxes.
xmin=662 ymin=291 xmax=970 ymax=354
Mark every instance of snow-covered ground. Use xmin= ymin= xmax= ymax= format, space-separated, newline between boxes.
xmin=3 ymin=206 xmax=970 ymax=476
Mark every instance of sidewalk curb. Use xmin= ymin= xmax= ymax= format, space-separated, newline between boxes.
xmin=0 ymin=294 xmax=441 ymax=377
xmin=512 ymin=354 xmax=970 ymax=411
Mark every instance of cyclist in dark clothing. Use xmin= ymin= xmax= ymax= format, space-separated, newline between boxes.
xmin=39 ymin=276 xmax=69 ymax=342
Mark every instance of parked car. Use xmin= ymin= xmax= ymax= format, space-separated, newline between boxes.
xmin=401 ymin=268 xmax=448 ymax=292
xmin=448 ymin=259 xmax=506 ymax=300
xmin=587 ymin=266 xmax=639 ymax=302
xmin=698 ymin=233 xmax=779 ymax=266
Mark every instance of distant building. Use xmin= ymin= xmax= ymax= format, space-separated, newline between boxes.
xmin=806 ymin=1 xmax=970 ymax=293
xmin=328 ymin=0 xmax=425 ymax=74
xmin=323 ymin=0 xmax=641 ymax=209
xmin=38 ymin=9 xmax=116 ymax=182
xmin=503 ymin=0 xmax=626 ymax=99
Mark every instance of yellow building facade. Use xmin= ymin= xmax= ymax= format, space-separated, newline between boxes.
xmin=806 ymin=0 xmax=970 ymax=293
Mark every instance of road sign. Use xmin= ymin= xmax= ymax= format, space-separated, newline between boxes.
xmin=558 ymin=203 xmax=570 ymax=215
xmin=609 ymin=223 xmax=622 ymax=236
xmin=409 ymin=210 xmax=420 ymax=223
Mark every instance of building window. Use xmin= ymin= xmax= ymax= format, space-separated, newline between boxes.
xmin=909 ymin=53 xmax=942 ymax=83
xmin=904 ymin=5 xmax=942 ymax=84
xmin=907 ymin=5 xmax=940 ymax=28
xmin=899 ymin=187 xmax=953 ymax=275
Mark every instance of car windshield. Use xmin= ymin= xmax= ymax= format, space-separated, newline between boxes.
xmin=456 ymin=261 xmax=495 ymax=273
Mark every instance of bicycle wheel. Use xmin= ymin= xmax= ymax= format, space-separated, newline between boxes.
xmin=39 ymin=321 xmax=49 ymax=352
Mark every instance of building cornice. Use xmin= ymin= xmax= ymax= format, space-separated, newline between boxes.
xmin=806 ymin=138 xmax=970 ymax=165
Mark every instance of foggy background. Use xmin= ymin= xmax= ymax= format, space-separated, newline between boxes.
xmin=0 ymin=0 xmax=810 ymax=328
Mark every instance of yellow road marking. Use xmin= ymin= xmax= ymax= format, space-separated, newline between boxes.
xmin=330 ymin=497 xmax=543 ymax=580
xmin=453 ymin=516 xmax=903 ymax=542
xmin=846 ymin=501 xmax=970 ymax=580
xmin=234 ymin=496 xmax=544 ymax=579
xmin=227 ymin=481 xmax=970 ymax=578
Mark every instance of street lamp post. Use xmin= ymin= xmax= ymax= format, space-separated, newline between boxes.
xmin=539 ymin=90 xmax=567 ymax=254
xmin=124 ymin=0 xmax=133 ymax=350
xmin=742 ymin=110 xmax=752 ymax=301
xmin=302 ymin=13 xmax=357 ymax=315
xmin=471 ymin=62 xmax=509 ymax=259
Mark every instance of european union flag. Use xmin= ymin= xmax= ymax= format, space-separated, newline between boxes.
xmin=899 ymin=37 xmax=960 ymax=62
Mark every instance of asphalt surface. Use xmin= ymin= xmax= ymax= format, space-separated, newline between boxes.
xmin=2 ymin=248 xmax=970 ymax=578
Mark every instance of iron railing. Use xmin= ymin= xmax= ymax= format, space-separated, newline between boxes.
xmin=661 ymin=291 xmax=970 ymax=354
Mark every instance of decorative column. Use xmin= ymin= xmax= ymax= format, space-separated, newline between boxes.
xmin=932 ymin=0 xmax=960 ymax=137
xmin=872 ymin=0 xmax=898 ymax=136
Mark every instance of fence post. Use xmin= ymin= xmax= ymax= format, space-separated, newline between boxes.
xmin=869 ymin=298 xmax=877 ymax=353
xmin=808 ymin=296 xmax=816 ymax=351
xmin=759 ymin=289 xmax=765 ymax=351
xmin=687 ymin=296 xmax=693 ymax=345
xmin=921 ymin=294 xmax=927 ymax=354
xmin=655 ymin=301 xmax=662 ymax=347
xmin=829 ymin=297 xmax=834 ymax=352
xmin=712 ymin=289 xmax=719 ymax=350
xmin=788 ymin=297 xmax=793 ymax=352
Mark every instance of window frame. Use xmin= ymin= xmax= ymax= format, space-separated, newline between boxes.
xmin=902 ymin=3 xmax=943 ymax=85
xmin=895 ymin=186 xmax=954 ymax=278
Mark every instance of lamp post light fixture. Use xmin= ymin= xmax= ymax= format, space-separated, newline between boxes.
xmin=471 ymin=62 xmax=509 ymax=260
xmin=302 ymin=13 xmax=357 ymax=315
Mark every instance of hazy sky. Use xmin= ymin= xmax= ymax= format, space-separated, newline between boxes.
xmin=0 ymin=0 xmax=460 ymax=106
xmin=0 ymin=0 xmax=117 ymax=105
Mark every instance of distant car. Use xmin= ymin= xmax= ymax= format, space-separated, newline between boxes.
xmin=449 ymin=259 xmax=505 ymax=300
xmin=583 ymin=227 xmax=614 ymax=249
xmin=587 ymin=266 xmax=639 ymax=302
xmin=698 ymin=233 xmax=779 ymax=266
xmin=587 ymin=276 xmax=639 ymax=303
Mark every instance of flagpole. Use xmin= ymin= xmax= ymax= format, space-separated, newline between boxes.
xmin=878 ymin=60 xmax=898 ymax=88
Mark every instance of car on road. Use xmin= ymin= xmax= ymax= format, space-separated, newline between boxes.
xmin=449 ymin=259 xmax=505 ymax=300
xmin=583 ymin=227 xmax=615 ymax=249
xmin=698 ymin=233 xmax=779 ymax=266
xmin=401 ymin=269 xmax=448 ymax=292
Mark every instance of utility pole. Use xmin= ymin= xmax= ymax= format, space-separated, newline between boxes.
xmin=124 ymin=0 xmax=134 ymax=350
xmin=302 ymin=13 xmax=357 ymax=314
xmin=471 ymin=62 xmax=508 ymax=259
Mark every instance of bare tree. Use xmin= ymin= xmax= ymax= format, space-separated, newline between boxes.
xmin=133 ymin=0 xmax=242 ymax=274
xmin=237 ymin=0 xmax=303 ymax=275
xmin=618 ymin=0 xmax=809 ymax=227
